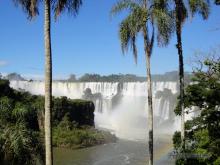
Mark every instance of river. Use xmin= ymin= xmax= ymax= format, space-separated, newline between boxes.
xmin=54 ymin=136 xmax=175 ymax=165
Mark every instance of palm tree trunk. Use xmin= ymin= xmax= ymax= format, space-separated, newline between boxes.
xmin=175 ymin=10 xmax=185 ymax=145
xmin=44 ymin=0 xmax=53 ymax=165
xmin=143 ymin=26 xmax=153 ymax=165
xmin=146 ymin=53 xmax=153 ymax=165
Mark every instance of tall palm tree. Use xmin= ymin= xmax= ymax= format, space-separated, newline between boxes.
xmin=111 ymin=0 xmax=174 ymax=164
xmin=173 ymin=0 xmax=209 ymax=146
xmin=13 ymin=1 xmax=82 ymax=165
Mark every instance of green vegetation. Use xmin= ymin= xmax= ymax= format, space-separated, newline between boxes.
xmin=173 ymin=56 xmax=220 ymax=164
xmin=0 ymin=79 xmax=116 ymax=164
xmin=0 ymin=80 xmax=44 ymax=165
xmin=52 ymin=97 xmax=95 ymax=127
xmin=53 ymin=115 xmax=116 ymax=149
xmin=78 ymin=73 xmax=145 ymax=82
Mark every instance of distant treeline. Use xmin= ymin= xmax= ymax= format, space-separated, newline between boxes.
xmin=1 ymin=71 xmax=192 ymax=82
xmin=61 ymin=71 xmax=192 ymax=82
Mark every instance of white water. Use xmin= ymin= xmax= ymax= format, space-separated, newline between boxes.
xmin=10 ymin=81 xmax=184 ymax=140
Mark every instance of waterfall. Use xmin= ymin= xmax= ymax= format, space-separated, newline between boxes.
xmin=10 ymin=80 xmax=182 ymax=140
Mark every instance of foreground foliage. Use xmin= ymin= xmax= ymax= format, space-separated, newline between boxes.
xmin=0 ymin=80 xmax=44 ymax=164
xmin=173 ymin=56 xmax=220 ymax=164
xmin=0 ymin=80 xmax=116 ymax=164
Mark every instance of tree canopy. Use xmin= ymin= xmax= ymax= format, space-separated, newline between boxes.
xmin=173 ymin=54 xmax=220 ymax=164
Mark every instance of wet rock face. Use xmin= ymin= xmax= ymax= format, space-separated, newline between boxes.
xmin=155 ymin=88 xmax=178 ymax=121
xmin=82 ymin=88 xmax=103 ymax=100
xmin=111 ymin=83 xmax=123 ymax=109
xmin=52 ymin=97 xmax=95 ymax=126
xmin=66 ymin=100 xmax=95 ymax=126
xmin=82 ymin=88 xmax=103 ymax=113
xmin=82 ymin=88 xmax=93 ymax=100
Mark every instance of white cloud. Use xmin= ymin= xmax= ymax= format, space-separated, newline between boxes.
xmin=0 ymin=60 xmax=8 ymax=67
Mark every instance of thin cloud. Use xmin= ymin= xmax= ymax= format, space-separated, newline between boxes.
xmin=0 ymin=60 xmax=8 ymax=67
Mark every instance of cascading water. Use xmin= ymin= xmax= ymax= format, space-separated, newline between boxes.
xmin=10 ymin=80 xmax=183 ymax=141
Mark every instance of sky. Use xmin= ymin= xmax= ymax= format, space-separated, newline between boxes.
xmin=0 ymin=0 xmax=220 ymax=79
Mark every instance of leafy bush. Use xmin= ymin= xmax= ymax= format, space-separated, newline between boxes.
xmin=173 ymin=57 xmax=220 ymax=164
xmin=53 ymin=116 xmax=116 ymax=149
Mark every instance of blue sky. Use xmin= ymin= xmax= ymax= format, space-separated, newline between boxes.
xmin=0 ymin=0 xmax=220 ymax=79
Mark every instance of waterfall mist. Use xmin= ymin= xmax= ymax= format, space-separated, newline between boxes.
xmin=10 ymin=81 xmax=184 ymax=141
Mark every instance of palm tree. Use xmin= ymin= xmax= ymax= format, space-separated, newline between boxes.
xmin=215 ymin=0 xmax=220 ymax=5
xmin=111 ymin=0 xmax=174 ymax=164
xmin=13 ymin=1 xmax=82 ymax=165
xmin=173 ymin=0 xmax=209 ymax=146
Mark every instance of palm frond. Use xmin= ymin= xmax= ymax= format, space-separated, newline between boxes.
xmin=119 ymin=15 xmax=139 ymax=64
xmin=111 ymin=0 xmax=141 ymax=16
xmin=52 ymin=0 xmax=82 ymax=19
xmin=13 ymin=0 xmax=39 ymax=19
xmin=131 ymin=36 xmax=138 ymax=64
xmin=153 ymin=8 xmax=175 ymax=46
xmin=215 ymin=0 xmax=220 ymax=5
xmin=120 ymin=18 xmax=133 ymax=55
xmin=118 ymin=6 xmax=147 ymax=64
xmin=113 ymin=0 xmax=176 ymax=61
xmin=189 ymin=0 xmax=210 ymax=19
xmin=153 ymin=0 xmax=169 ymax=10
